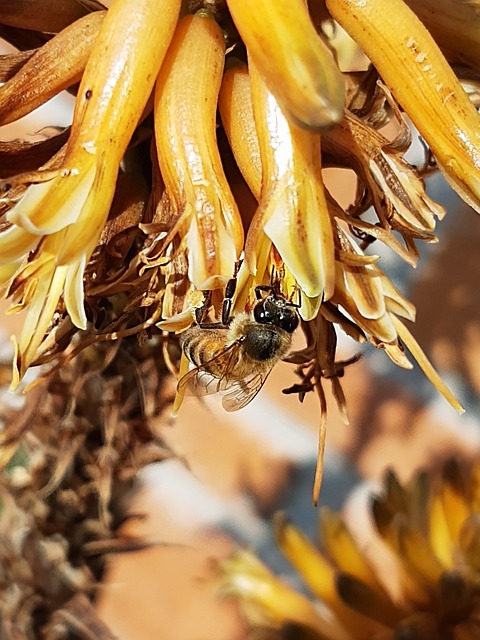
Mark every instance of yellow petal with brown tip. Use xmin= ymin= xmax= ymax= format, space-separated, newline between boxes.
xmin=336 ymin=227 xmax=386 ymax=320
xmin=320 ymin=508 xmax=383 ymax=591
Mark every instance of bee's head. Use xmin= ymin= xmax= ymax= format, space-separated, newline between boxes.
xmin=253 ymin=292 xmax=299 ymax=333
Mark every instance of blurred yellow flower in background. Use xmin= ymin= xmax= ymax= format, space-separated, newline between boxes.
xmin=222 ymin=459 xmax=480 ymax=639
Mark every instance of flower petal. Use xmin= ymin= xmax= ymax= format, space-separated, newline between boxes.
xmin=154 ymin=12 xmax=243 ymax=289
xmin=226 ymin=0 xmax=345 ymax=129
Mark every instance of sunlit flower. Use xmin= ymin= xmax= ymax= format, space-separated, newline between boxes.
xmin=154 ymin=12 xmax=244 ymax=301
xmin=221 ymin=459 xmax=480 ymax=639
xmin=219 ymin=60 xmax=334 ymax=320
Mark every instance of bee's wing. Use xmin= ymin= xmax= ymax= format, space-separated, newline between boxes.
xmin=177 ymin=341 xmax=242 ymax=398
xmin=221 ymin=368 xmax=273 ymax=412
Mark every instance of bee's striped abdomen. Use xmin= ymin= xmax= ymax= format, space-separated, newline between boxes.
xmin=181 ymin=326 xmax=229 ymax=377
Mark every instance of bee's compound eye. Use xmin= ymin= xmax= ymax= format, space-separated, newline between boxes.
xmin=280 ymin=310 xmax=299 ymax=333
xmin=253 ymin=300 xmax=269 ymax=323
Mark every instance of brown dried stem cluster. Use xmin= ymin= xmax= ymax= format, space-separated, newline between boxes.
xmin=0 ymin=337 xmax=173 ymax=637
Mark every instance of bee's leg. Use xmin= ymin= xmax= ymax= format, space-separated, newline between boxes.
xmin=289 ymin=286 xmax=302 ymax=309
xmin=221 ymin=260 xmax=241 ymax=325
xmin=254 ymin=284 xmax=273 ymax=300
xmin=195 ymin=290 xmax=212 ymax=324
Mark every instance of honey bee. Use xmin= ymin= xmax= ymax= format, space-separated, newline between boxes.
xmin=177 ymin=279 xmax=300 ymax=411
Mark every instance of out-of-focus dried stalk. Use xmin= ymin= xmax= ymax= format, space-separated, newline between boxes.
xmin=0 ymin=333 xmax=174 ymax=638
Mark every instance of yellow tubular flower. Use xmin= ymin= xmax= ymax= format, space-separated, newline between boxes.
xmin=154 ymin=12 xmax=244 ymax=292
xmin=225 ymin=0 xmax=345 ymax=130
xmin=220 ymin=61 xmax=335 ymax=317
xmin=326 ymin=0 xmax=480 ymax=214
xmin=0 ymin=0 xmax=181 ymax=385
xmin=219 ymin=63 xmax=262 ymax=198
xmin=0 ymin=11 xmax=105 ymax=125
xmin=219 ymin=63 xmax=276 ymax=313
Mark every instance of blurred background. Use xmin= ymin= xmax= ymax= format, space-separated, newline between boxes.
xmin=2 ymin=39 xmax=480 ymax=640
